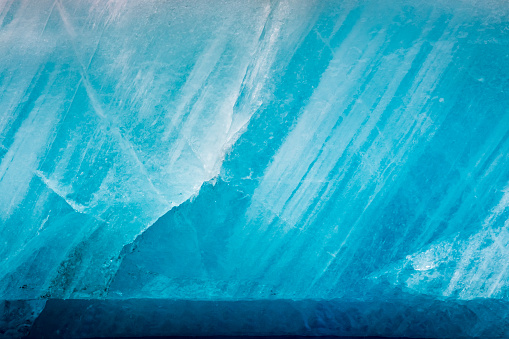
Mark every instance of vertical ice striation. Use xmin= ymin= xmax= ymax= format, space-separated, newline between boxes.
xmin=1 ymin=0 xmax=509 ymax=337
xmin=108 ymin=0 xmax=509 ymax=301
xmin=0 ymin=0 xmax=313 ymax=298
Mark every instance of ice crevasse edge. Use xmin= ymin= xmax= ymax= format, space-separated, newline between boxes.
xmin=1 ymin=0 xmax=509 ymax=337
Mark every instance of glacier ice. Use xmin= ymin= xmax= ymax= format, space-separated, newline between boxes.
xmin=1 ymin=0 xmax=509 ymax=337
xmin=0 ymin=0 xmax=294 ymax=299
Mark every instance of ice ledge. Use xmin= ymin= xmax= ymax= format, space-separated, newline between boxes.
xmin=2 ymin=297 xmax=508 ymax=338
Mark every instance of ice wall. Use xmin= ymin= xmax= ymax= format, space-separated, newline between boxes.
xmin=0 ymin=0 xmax=316 ymax=299
xmin=110 ymin=0 xmax=509 ymax=302
xmin=1 ymin=0 xmax=509 ymax=337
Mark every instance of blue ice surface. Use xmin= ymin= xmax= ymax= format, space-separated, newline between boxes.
xmin=1 ymin=0 xmax=509 ymax=337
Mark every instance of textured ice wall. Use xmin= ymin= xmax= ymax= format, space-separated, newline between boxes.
xmin=109 ymin=0 xmax=509 ymax=301
xmin=1 ymin=0 xmax=509 ymax=332
xmin=0 ymin=0 xmax=312 ymax=299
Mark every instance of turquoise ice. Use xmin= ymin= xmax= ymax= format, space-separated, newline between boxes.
xmin=1 ymin=0 xmax=509 ymax=337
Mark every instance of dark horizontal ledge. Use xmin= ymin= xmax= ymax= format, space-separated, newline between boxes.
xmin=2 ymin=298 xmax=508 ymax=338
